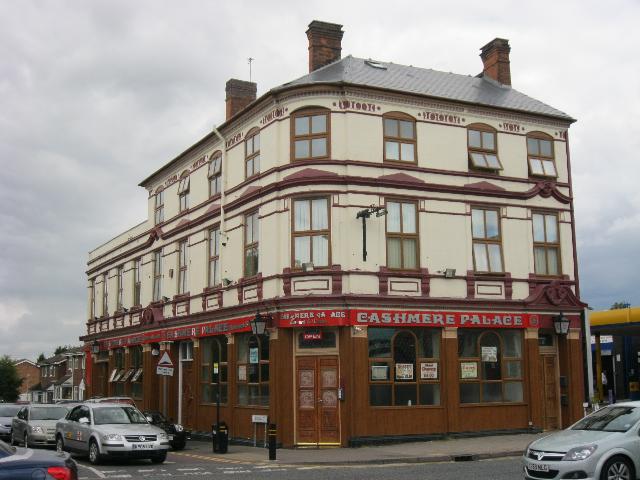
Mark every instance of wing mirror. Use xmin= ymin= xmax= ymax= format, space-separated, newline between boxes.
xmin=146 ymin=416 xmax=153 ymax=423
xmin=79 ymin=417 xmax=90 ymax=425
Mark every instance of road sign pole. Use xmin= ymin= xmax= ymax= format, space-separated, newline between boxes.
xmin=163 ymin=375 xmax=167 ymax=417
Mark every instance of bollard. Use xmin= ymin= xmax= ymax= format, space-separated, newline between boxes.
xmin=212 ymin=423 xmax=217 ymax=453
xmin=268 ymin=423 xmax=277 ymax=461
xmin=218 ymin=422 xmax=228 ymax=454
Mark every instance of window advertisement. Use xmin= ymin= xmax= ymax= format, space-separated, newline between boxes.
xmin=395 ymin=363 xmax=414 ymax=380
xmin=481 ymin=346 xmax=498 ymax=362
xmin=249 ymin=347 xmax=259 ymax=364
xmin=460 ymin=362 xmax=478 ymax=379
xmin=420 ymin=362 xmax=438 ymax=380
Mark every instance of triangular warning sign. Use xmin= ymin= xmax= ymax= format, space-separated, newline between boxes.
xmin=157 ymin=352 xmax=173 ymax=367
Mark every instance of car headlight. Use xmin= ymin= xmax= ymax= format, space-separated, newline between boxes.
xmin=562 ymin=445 xmax=597 ymax=461
xmin=31 ymin=426 xmax=44 ymax=434
xmin=103 ymin=434 xmax=123 ymax=441
xmin=174 ymin=424 xmax=184 ymax=432
xmin=159 ymin=432 xmax=168 ymax=440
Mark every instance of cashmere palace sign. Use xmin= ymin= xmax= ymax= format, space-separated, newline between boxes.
xmin=98 ymin=309 xmax=559 ymax=350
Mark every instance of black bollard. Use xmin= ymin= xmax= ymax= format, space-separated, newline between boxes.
xmin=268 ymin=423 xmax=277 ymax=460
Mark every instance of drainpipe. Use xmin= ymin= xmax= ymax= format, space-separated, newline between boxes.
xmin=211 ymin=126 xmax=228 ymax=261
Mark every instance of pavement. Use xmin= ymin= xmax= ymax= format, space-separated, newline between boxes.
xmin=175 ymin=432 xmax=549 ymax=466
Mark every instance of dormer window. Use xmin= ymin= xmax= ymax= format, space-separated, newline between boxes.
xmin=178 ymin=173 xmax=190 ymax=212
xmin=208 ymin=152 xmax=222 ymax=196
xmin=468 ymin=125 xmax=502 ymax=172
xmin=527 ymin=133 xmax=556 ymax=178
xmin=154 ymin=188 xmax=164 ymax=225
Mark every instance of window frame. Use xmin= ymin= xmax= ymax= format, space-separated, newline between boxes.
xmin=471 ymin=207 xmax=505 ymax=274
xmin=178 ymin=173 xmax=190 ymax=213
xmin=102 ymin=272 xmax=108 ymax=316
xmin=130 ymin=346 xmax=143 ymax=400
xmin=152 ymin=250 xmax=162 ymax=302
xmin=385 ymin=199 xmax=419 ymax=271
xmin=116 ymin=265 xmax=124 ymax=311
xmin=382 ymin=112 xmax=417 ymax=164
xmin=532 ymin=211 xmax=562 ymax=276
xmin=154 ymin=188 xmax=165 ymax=225
xmin=243 ymin=211 xmax=259 ymax=278
xmin=245 ymin=128 xmax=260 ymax=179
xmin=208 ymin=152 xmax=222 ymax=197
xmin=200 ymin=336 xmax=228 ymax=406
xmin=291 ymin=108 xmax=331 ymax=161
xmin=208 ymin=227 xmax=220 ymax=287
xmin=236 ymin=333 xmax=269 ymax=407
xmin=90 ymin=278 xmax=96 ymax=319
xmin=467 ymin=124 xmax=503 ymax=172
xmin=527 ymin=132 xmax=557 ymax=178
xmin=177 ymin=239 xmax=188 ymax=295
xmin=291 ymin=196 xmax=331 ymax=270
xmin=132 ymin=258 xmax=141 ymax=307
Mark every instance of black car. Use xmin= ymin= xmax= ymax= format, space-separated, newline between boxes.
xmin=143 ymin=411 xmax=189 ymax=450
xmin=0 ymin=439 xmax=78 ymax=480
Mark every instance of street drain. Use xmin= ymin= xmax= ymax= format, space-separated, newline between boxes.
xmin=453 ymin=454 xmax=476 ymax=462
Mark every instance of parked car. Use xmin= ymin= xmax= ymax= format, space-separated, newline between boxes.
xmin=0 ymin=438 xmax=78 ymax=480
xmin=523 ymin=401 xmax=640 ymax=480
xmin=0 ymin=404 xmax=21 ymax=442
xmin=84 ymin=396 xmax=136 ymax=406
xmin=56 ymin=403 xmax=170 ymax=465
xmin=143 ymin=410 xmax=190 ymax=450
xmin=11 ymin=405 xmax=70 ymax=448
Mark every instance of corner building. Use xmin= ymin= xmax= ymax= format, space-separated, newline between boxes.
xmin=84 ymin=21 xmax=586 ymax=446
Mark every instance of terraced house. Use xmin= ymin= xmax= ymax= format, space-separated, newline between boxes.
xmin=84 ymin=21 xmax=586 ymax=447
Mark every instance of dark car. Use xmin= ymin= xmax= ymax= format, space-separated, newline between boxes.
xmin=0 ymin=438 xmax=78 ymax=480
xmin=143 ymin=411 xmax=189 ymax=450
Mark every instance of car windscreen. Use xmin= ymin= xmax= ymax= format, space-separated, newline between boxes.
xmin=572 ymin=406 xmax=640 ymax=432
xmin=30 ymin=407 xmax=68 ymax=420
xmin=0 ymin=405 xmax=21 ymax=417
xmin=93 ymin=407 xmax=148 ymax=425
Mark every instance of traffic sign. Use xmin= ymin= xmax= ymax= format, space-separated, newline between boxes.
xmin=157 ymin=352 xmax=174 ymax=376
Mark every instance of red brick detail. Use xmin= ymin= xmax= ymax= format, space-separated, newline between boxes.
xmin=504 ymin=272 xmax=513 ymax=300
xmin=282 ymin=268 xmax=292 ymax=296
xmin=420 ymin=268 xmax=430 ymax=297
xmin=225 ymin=79 xmax=257 ymax=120
xmin=306 ymin=21 xmax=344 ymax=72
xmin=466 ymin=270 xmax=476 ymax=298
xmin=480 ymin=38 xmax=511 ymax=86
xmin=331 ymin=264 xmax=342 ymax=294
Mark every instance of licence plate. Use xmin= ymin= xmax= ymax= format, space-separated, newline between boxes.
xmin=132 ymin=444 xmax=154 ymax=449
xmin=168 ymin=435 xmax=174 ymax=440
xmin=528 ymin=463 xmax=549 ymax=472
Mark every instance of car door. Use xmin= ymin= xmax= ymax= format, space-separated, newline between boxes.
xmin=62 ymin=406 xmax=81 ymax=451
xmin=74 ymin=406 xmax=92 ymax=453
xmin=11 ymin=408 xmax=26 ymax=442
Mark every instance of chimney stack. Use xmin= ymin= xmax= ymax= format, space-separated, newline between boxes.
xmin=225 ymin=79 xmax=257 ymax=120
xmin=306 ymin=20 xmax=344 ymax=73
xmin=480 ymin=38 xmax=511 ymax=86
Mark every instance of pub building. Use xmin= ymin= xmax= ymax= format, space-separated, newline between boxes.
xmin=83 ymin=21 xmax=586 ymax=447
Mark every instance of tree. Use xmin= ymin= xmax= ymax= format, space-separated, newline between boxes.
xmin=37 ymin=353 xmax=45 ymax=363
xmin=611 ymin=302 xmax=631 ymax=310
xmin=0 ymin=356 xmax=23 ymax=402
xmin=54 ymin=345 xmax=69 ymax=355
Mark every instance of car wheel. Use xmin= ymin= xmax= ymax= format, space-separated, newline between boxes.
xmin=601 ymin=455 xmax=634 ymax=480
xmin=88 ymin=440 xmax=102 ymax=465
xmin=151 ymin=451 xmax=167 ymax=464
xmin=23 ymin=433 xmax=29 ymax=448
xmin=56 ymin=435 xmax=64 ymax=454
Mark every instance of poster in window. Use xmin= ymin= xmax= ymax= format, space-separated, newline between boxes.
xmin=460 ymin=362 xmax=478 ymax=379
xmin=395 ymin=363 xmax=414 ymax=380
xmin=481 ymin=346 xmax=498 ymax=362
xmin=249 ymin=347 xmax=259 ymax=364
xmin=238 ymin=365 xmax=247 ymax=381
xmin=420 ymin=362 xmax=438 ymax=380
xmin=371 ymin=365 xmax=389 ymax=381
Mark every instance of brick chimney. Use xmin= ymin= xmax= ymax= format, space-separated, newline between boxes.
xmin=480 ymin=38 xmax=511 ymax=86
xmin=306 ymin=20 xmax=344 ymax=73
xmin=225 ymin=79 xmax=257 ymax=120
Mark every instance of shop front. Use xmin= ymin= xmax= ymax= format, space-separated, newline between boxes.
xmin=88 ymin=306 xmax=584 ymax=447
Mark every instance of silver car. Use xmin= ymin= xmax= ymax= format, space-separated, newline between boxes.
xmin=523 ymin=401 xmax=640 ymax=480
xmin=11 ymin=405 xmax=69 ymax=447
xmin=0 ymin=404 xmax=21 ymax=441
xmin=55 ymin=403 xmax=170 ymax=464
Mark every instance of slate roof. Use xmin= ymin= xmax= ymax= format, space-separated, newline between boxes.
xmin=275 ymin=56 xmax=573 ymax=121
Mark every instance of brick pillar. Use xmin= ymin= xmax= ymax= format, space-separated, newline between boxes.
xmin=443 ymin=327 xmax=459 ymax=433
xmin=525 ymin=328 xmax=543 ymax=429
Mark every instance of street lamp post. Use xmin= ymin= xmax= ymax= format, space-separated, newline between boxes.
xmin=553 ymin=313 xmax=570 ymax=336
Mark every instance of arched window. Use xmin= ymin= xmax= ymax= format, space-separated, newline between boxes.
xmin=154 ymin=187 xmax=164 ymax=225
xmin=527 ymin=132 xmax=556 ymax=178
xmin=458 ymin=329 xmax=523 ymax=404
xmin=291 ymin=108 xmax=330 ymax=160
xmin=467 ymin=124 xmax=502 ymax=172
xmin=368 ymin=328 xmax=441 ymax=407
xmin=208 ymin=151 xmax=222 ymax=196
xmin=245 ymin=128 xmax=260 ymax=179
xmin=178 ymin=171 xmax=190 ymax=213
xmin=237 ymin=334 xmax=269 ymax=406
xmin=200 ymin=336 xmax=228 ymax=404
xmin=383 ymin=112 xmax=417 ymax=163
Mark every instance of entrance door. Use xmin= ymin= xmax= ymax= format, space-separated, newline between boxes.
xmin=181 ymin=359 xmax=195 ymax=429
xmin=296 ymin=356 xmax=340 ymax=445
xmin=541 ymin=355 xmax=560 ymax=430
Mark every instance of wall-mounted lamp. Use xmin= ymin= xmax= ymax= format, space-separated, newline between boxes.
xmin=302 ymin=262 xmax=314 ymax=272
xmin=122 ymin=307 xmax=129 ymax=313
xmin=553 ymin=313 xmax=570 ymax=336
xmin=437 ymin=268 xmax=456 ymax=278
xmin=169 ymin=268 xmax=174 ymax=279
xmin=91 ymin=340 xmax=100 ymax=355
xmin=356 ymin=205 xmax=388 ymax=261
xmin=162 ymin=296 xmax=170 ymax=302
xmin=151 ymin=343 xmax=160 ymax=356
xmin=251 ymin=311 xmax=272 ymax=337
xmin=222 ymin=278 xmax=233 ymax=287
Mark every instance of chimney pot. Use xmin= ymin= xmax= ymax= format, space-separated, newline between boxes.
xmin=306 ymin=20 xmax=344 ymax=73
xmin=225 ymin=79 xmax=257 ymax=121
xmin=480 ymin=38 xmax=511 ymax=86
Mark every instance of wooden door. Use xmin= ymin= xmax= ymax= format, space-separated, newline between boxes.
xmin=540 ymin=355 xmax=560 ymax=430
xmin=296 ymin=356 xmax=340 ymax=445
xmin=181 ymin=360 xmax=195 ymax=429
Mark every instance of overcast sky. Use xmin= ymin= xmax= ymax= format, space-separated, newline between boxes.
xmin=1 ymin=0 xmax=639 ymax=360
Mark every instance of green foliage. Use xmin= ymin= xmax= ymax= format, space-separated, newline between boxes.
xmin=37 ymin=353 xmax=45 ymax=363
xmin=0 ymin=356 xmax=23 ymax=402
xmin=54 ymin=345 xmax=69 ymax=355
xmin=610 ymin=302 xmax=631 ymax=310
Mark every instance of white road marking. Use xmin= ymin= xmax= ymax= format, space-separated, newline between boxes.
xmin=223 ymin=471 xmax=252 ymax=474
xmin=177 ymin=467 xmax=202 ymax=471
xmin=77 ymin=464 xmax=107 ymax=478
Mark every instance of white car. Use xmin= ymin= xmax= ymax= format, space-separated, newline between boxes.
xmin=523 ymin=401 xmax=640 ymax=480
xmin=56 ymin=403 xmax=170 ymax=465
